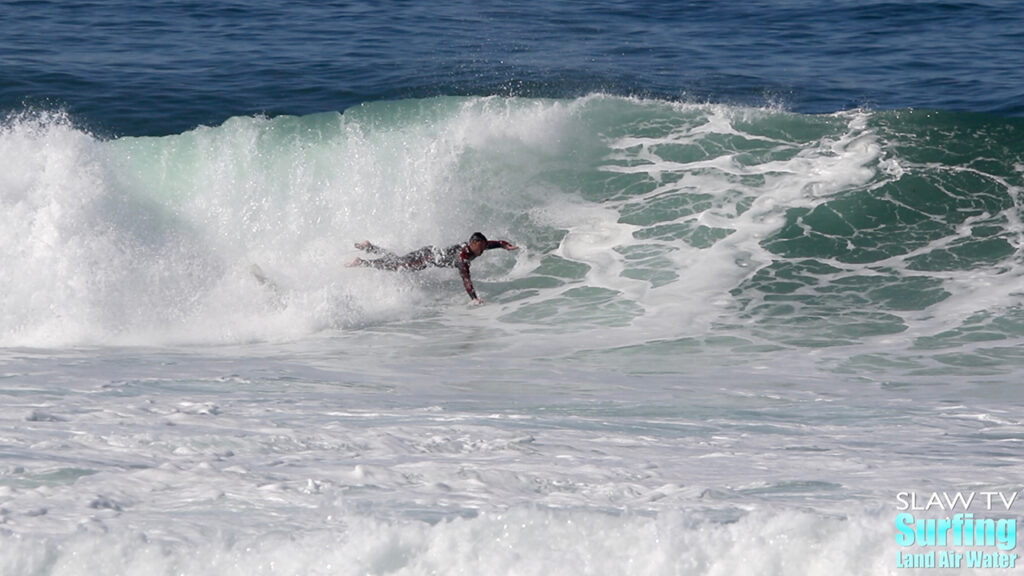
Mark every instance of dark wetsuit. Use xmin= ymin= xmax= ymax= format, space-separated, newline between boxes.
xmin=356 ymin=240 xmax=513 ymax=300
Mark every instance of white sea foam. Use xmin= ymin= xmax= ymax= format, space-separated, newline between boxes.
xmin=2 ymin=342 xmax=1021 ymax=575
xmin=2 ymin=507 xmax=917 ymax=576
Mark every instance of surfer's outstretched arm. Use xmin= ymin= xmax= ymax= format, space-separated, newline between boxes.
xmin=485 ymin=240 xmax=518 ymax=251
xmin=457 ymin=259 xmax=480 ymax=303
xmin=457 ymin=233 xmax=519 ymax=304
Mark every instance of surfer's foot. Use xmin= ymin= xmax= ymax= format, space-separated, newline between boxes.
xmin=345 ymin=257 xmax=363 ymax=268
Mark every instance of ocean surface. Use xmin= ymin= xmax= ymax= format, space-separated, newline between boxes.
xmin=3 ymin=1 xmax=1024 ymax=574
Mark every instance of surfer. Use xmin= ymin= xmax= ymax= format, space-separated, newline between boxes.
xmin=346 ymin=232 xmax=518 ymax=304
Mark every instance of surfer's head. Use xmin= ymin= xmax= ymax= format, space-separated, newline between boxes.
xmin=468 ymin=232 xmax=488 ymax=255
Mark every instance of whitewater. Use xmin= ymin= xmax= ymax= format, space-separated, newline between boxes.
xmin=3 ymin=93 xmax=1024 ymax=575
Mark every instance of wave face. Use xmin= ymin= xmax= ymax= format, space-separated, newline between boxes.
xmin=2 ymin=98 xmax=1022 ymax=352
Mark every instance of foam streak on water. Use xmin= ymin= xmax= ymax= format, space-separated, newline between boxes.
xmin=1 ymin=345 xmax=1021 ymax=576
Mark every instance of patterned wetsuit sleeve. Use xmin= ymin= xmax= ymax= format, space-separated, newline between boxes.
xmin=457 ymin=256 xmax=477 ymax=300
xmin=485 ymin=240 xmax=513 ymax=250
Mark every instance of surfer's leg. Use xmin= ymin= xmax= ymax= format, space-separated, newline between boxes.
xmin=354 ymin=241 xmax=387 ymax=255
xmin=348 ymin=247 xmax=435 ymax=271
xmin=397 ymin=247 xmax=435 ymax=271
xmin=349 ymin=255 xmax=402 ymax=270
xmin=348 ymin=241 xmax=403 ymax=268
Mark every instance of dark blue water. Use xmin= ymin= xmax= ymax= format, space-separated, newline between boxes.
xmin=3 ymin=0 xmax=1022 ymax=136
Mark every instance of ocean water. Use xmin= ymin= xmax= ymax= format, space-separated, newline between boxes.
xmin=2 ymin=2 xmax=1024 ymax=575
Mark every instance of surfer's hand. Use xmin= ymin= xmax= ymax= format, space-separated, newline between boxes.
xmin=470 ymin=298 xmax=484 ymax=306
xmin=505 ymin=244 xmax=519 ymax=251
